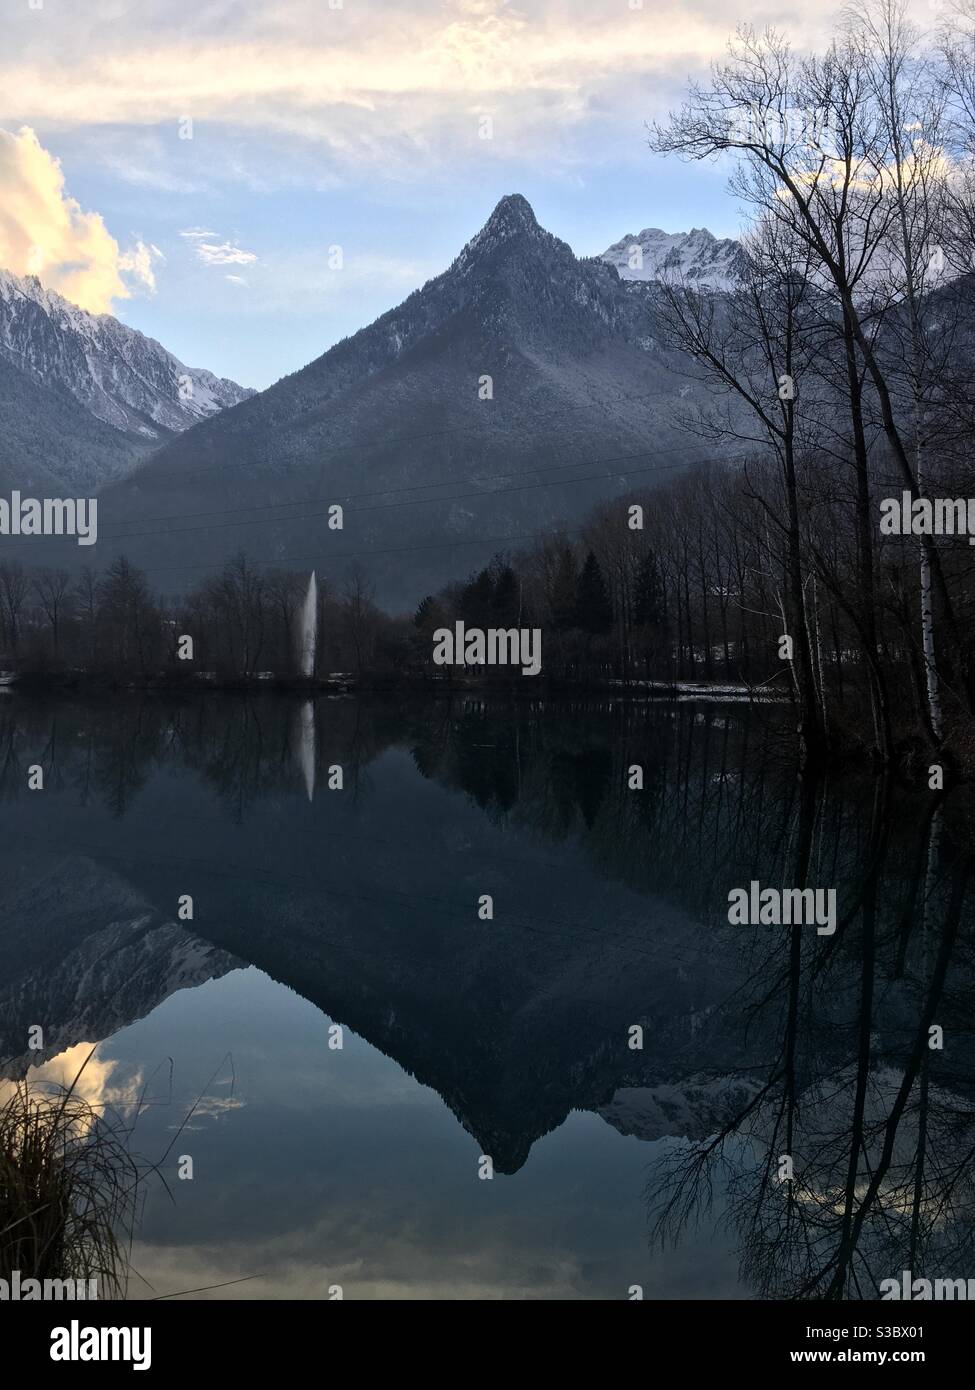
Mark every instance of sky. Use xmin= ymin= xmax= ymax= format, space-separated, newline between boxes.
xmin=0 ymin=0 xmax=943 ymax=390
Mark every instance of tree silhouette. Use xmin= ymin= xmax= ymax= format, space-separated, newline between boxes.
xmin=574 ymin=551 xmax=612 ymax=635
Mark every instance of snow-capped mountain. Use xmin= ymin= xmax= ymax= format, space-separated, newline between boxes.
xmin=0 ymin=350 xmax=154 ymax=496
xmin=0 ymin=267 xmax=253 ymax=442
xmin=95 ymin=194 xmax=717 ymax=605
xmin=601 ymin=226 xmax=746 ymax=291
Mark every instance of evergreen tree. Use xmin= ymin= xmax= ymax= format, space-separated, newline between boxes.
xmin=491 ymin=564 xmax=520 ymax=626
xmin=548 ymin=545 xmax=579 ymax=632
xmin=574 ymin=550 xmax=612 ymax=635
xmin=633 ymin=551 xmax=663 ymax=629
xmin=414 ymin=595 xmax=444 ymax=631
xmin=459 ymin=568 xmax=495 ymax=627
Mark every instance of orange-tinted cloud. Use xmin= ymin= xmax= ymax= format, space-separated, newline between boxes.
xmin=0 ymin=126 xmax=158 ymax=312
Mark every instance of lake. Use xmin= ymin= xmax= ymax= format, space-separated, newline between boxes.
xmin=1 ymin=694 xmax=972 ymax=1300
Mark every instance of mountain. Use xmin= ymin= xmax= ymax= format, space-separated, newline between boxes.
xmin=0 ymin=825 xmax=759 ymax=1173
xmin=79 ymin=195 xmax=718 ymax=607
xmin=0 ymin=852 xmax=240 ymax=1079
xmin=0 ymin=351 xmax=159 ymax=496
xmin=0 ymin=268 xmax=253 ymax=493
xmin=600 ymin=225 xmax=746 ymax=290
xmin=2 ymin=695 xmax=967 ymax=1174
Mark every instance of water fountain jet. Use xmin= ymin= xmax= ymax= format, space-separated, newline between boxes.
xmin=297 ymin=571 xmax=317 ymax=679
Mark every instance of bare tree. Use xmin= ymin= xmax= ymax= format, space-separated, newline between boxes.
xmin=0 ymin=562 xmax=30 ymax=653
xmin=32 ymin=568 xmax=73 ymax=658
xmin=650 ymin=16 xmax=974 ymax=750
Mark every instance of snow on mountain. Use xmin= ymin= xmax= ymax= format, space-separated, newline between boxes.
xmin=601 ymin=226 xmax=746 ymax=292
xmin=0 ymin=267 xmax=253 ymax=442
xmin=596 ymin=1076 xmax=763 ymax=1142
xmin=0 ymin=853 xmax=241 ymax=1080
xmin=95 ymin=193 xmax=714 ymax=605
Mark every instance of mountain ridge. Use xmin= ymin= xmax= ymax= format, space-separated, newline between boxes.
xmin=80 ymin=194 xmax=714 ymax=605
xmin=600 ymin=224 xmax=746 ymax=290
xmin=0 ymin=267 xmax=254 ymax=436
xmin=0 ymin=267 xmax=254 ymax=495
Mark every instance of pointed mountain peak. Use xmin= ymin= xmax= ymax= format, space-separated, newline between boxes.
xmin=483 ymin=193 xmax=541 ymax=238
xmin=452 ymin=194 xmax=562 ymax=276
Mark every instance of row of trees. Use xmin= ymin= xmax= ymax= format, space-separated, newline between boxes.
xmin=0 ymin=555 xmax=401 ymax=684
xmin=1 ymin=558 xmax=159 ymax=675
xmin=3 ymin=419 xmax=975 ymax=766
xmin=641 ymin=0 xmax=975 ymax=764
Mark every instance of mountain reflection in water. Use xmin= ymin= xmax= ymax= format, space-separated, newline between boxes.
xmin=0 ymin=695 xmax=972 ymax=1300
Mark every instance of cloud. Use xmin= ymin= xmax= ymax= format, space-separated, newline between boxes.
xmin=193 ymin=240 xmax=258 ymax=267
xmin=180 ymin=228 xmax=259 ymax=279
xmin=0 ymin=126 xmax=158 ymax=312
xmin=0 ymin=1042 xmax=146 ymax=1137
xmin=0 ymin=0 xmax=843 ymax=177
xmin=120 ymin=239 xmax=165 ymax=293
xmin=220 ymin=247 xmax=440 ymax=316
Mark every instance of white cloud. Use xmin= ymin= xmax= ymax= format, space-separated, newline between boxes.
xmin=119 ymin=239 xmax=165 ymax=293
xmin=0 ymin=1043 xmax=146 ymax=1131
xmin=193 ymin=240 xmax=258 ymax=267
xmin=0 ymin=125 xmax=157 ymax=311
xmin=237 ymin=247 xmax=438 ymax=314
xmin=0 ymin=0 xmax=845 ymax=176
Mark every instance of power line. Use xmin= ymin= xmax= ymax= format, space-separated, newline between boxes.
xmin=2 ymin=447 xmax=717 ymax=571
xmin=91 ymin=439 xmax=702 ymax=533
xmin=128 ymin=379 xmax=692 ymax=487
xmin=97 ymin=453 xmax=695 ymax=544
xmin=144 ymin=525 xmax=591 ymax=576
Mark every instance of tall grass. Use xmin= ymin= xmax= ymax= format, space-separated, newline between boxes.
xmin=0 ymin=1049 xmax=137 ymax=1297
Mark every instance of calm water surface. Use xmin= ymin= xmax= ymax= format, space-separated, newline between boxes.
xmin=1 ymin=695 xmax=972 ymax=1300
